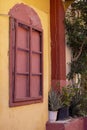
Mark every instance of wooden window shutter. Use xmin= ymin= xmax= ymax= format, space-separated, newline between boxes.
xmin=31 ymin=29 xmax=42 ymax=97
xmin=14 ymin=21 xmax=30 ymax=101
xmin=9 ymin=4 xmax=43 ymax=106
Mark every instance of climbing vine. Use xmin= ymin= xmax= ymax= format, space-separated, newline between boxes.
xmin=65 ymin=0 xmax=87 ymax=84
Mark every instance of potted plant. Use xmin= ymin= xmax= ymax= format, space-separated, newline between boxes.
xmin=57 ymin=85 xmax=74 ymax=120
xmin=48 ymin=88 xmax=62 ymax=121
xmin=69 ymin=86 xmax=87 ymax=117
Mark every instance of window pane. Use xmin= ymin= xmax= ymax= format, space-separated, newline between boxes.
xmin=32 ymin=54 xmax=41 ymax=73
xmin=32 ymin=30 xmax=41 ymax=52
xmin=15 ymin=75 xmax=28 ymax=99
xmin=30 ymin=76 xmax=41 ymax=97
xmin=16 ymin=51 xmax=29 ymax=73
xmin=17 ymin=25 xmax=29 ymax=49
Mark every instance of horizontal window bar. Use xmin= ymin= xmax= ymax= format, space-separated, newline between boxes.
xmin=32 ymin=73 xmax=42 ymax=76
xmin=16 ymin=72 xmax=29 ymax=75
xmin=32 ymin=51 xmax=42 ymax=54
xmin=17 ymin=47 xmax=30 ymax=52
xmin=14 ymin=96 xmax=42 ymax=102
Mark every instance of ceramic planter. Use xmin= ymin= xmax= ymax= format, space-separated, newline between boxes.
xmin=48 ymin=111 xmax=58 ymax=121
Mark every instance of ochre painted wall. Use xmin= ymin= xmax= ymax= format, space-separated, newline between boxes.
xmin=0 ymin=0 xmax=50 ymax=130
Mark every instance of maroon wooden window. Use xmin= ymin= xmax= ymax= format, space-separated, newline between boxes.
xmin=9 ymin=17 xmax=43 ymax=106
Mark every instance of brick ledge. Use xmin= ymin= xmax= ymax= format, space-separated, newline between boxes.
xmin=46 ymin=117 xmax=87 ymax=130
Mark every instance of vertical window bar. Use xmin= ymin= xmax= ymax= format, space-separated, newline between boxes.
xmin=14 ymin=20 xmax=18 ymax=100
xmin=26 ymin=29 xmax=30 ymax=97
xmin=29 ymin=27 xmax=32 ymax=97
xmin=40 ymin=32 xmax=43 ymax=96
xmin=10 ymin=17 xmax=16 ymax=103
xmin=12 ymin=19 xmax=16 ymax=100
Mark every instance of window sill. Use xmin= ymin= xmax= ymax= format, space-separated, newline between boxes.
xmin=9 ymin=97 xmax=43 ymax=107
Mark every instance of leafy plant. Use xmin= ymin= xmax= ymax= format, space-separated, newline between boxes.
xmin=61 ymin=85 xmax=74 ymax=107
xmin=65 ymin=1 xmax=87 ymax=117
xmin=48 ymin=88 xmax=62 ymax=111
xmin=68 ymin=83 xmax=87 ymax=117
xmin=65 ymin=0 xmax=87 ymax=80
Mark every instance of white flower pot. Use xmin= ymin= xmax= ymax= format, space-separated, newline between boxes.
xmin=48 ymin=111 xmax=58 ymax=122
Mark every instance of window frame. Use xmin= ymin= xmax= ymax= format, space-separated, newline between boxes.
xmin=9 ymin=17 xmax=43 ymax=107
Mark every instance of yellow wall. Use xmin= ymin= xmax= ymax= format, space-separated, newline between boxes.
xmin=0 ymin=0 xmax=50 ymax=130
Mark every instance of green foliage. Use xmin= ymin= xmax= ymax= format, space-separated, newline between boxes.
xmin=61 ymin=85 xmax=74 ymax=107
xmin=48 ymin=83 xmax=87 ymax=116
xmin=48 ymin=88 xmax=62 ymax=111
xmin=68 ymin=82 xmax=87 ymax=117
xmin=65 ymin=0 xmax=87 ymax=80
xmin=65 ymin=1 xmax=87 ymax=117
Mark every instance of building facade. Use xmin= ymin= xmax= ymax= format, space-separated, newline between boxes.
xmin=0 ymin=0 xmax=67 ymax=130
